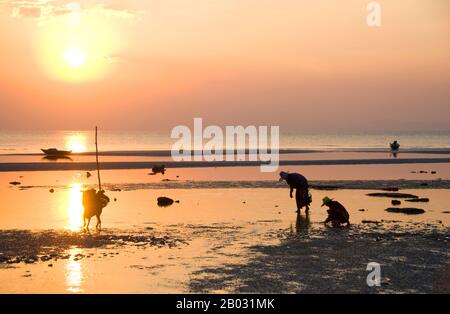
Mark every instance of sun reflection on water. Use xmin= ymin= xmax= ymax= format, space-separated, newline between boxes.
xmin=66 ymin=247 xmax=84 ymax=293
xmin=65 ymin=133 xmax=87 ymax=153
xmin=65 ymin=181 xmax=85 ymax=292
xmin=66 ymin=183 xmax=83 ymax=231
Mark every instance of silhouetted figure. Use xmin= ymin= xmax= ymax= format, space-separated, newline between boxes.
xmin=82 ymin=189 xmax=110 ymax=230
xmin=390 ymin=140 xmax=400 ymax=151
xmin=279 ymin=171 xmax=311 ymax=214
xmin=322 ymin=196 xmax=350 ymax=227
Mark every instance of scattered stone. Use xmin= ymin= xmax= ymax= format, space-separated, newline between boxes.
xmin=367 ymin=192 xmax=418 ymax=199
xmin=362 ymin=220 xmax=381 ymax=224
xmin=431 ymin=171 xmax=437 ymax=174
xmin=48 ymin=264 xmax=53 ymax=267
xmin=175 ymin=200 xmax=180 ymax=203
xmin=114 ymin=198 xmax=117 ymax=202
xmin=40 ymin=255 xmax=52 ymax=262
xmin=0 ymin=256 xmax=9 ymax=263
xmin=49 ymin=189 xmax=54 ymax=193
xmin=380 ymin=219 xmax=401 ymax=223
xmin=442 ymin=211 xmax=450 ymax=214
xmin=358 ymin=209 xmax=366 ymax=212
xmin=87 ymin=172 xmax=92 ymax=178
xmin=24 ymin=258 xmax=37 ymax=264
xmin=405 ymin=198 xmax=429 ymax=203
xmin=391 ymin=200 xmax=401 ymax=206
xmin=419 ymin=171 xmax=428 ymax=174
xmin=149 ymin=165 xmax=166 ymax=175
xmin=7 ymin=258 xmax=20 ymax=264
xmin=9 ymin=181 xmax=21 ymax=186
xmin=385 ymin=207 xmax=425 ymax=215
xmin=157 ymin=196 xmax=174 ymax=207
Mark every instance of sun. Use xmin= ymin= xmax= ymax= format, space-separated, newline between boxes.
xmin=65 ymin=133 xmax=87 ymax=153
xmin=38 ymin=12 xmax=121 ymax=82
xmin=64 ymin=48 xmax=86 ymax=68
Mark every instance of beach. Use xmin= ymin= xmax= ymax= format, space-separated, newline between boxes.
xmin=1 ymin=0 xmax=449 ymax=299
xmin=0 ymin=147 xmax=449 ymax=293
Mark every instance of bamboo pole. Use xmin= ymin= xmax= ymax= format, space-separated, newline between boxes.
xmin=95 ymin=126 xmax=102 ymax=191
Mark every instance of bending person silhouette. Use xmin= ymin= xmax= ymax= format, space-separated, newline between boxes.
xmin=279 ymin=171 xmax=311 ymax=214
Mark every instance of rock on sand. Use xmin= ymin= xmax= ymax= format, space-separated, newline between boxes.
xmin=157 ymin=197 xmax=174 ymax=207
xmin=367 ymin=192 xmax=418 ymax=199
xmin=385 ymin=207 xmax=425 ymax=215
xmin=405 ymin=198 xmax=430 ymax=203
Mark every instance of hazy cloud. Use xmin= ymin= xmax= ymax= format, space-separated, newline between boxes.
xmin=11 ymin=5 xmax=42 ymax=18
xmin=103 ymin=54 xmax=123 ymax=64
xmin=88 ymin=4 xmax=140 ymax=21
xmin=1 ymin=0 xmax=141 ymax=22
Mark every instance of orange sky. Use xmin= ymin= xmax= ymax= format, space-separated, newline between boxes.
xmin=0 ymin=0 xmax=449 ymax=132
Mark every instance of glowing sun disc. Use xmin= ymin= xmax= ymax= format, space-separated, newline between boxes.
xmin=64 ymin=48 xmax=86 ymax=68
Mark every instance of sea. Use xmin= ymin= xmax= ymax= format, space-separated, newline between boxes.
xmin=0 ymin=130 xmax=450 ymax=154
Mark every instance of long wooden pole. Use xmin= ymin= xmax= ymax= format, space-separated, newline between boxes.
xmin=95 ymin=126 xmax=102 ymax=191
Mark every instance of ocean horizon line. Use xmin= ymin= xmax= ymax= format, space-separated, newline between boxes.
xmin=2 ymin=147 xmax=450 ymax=157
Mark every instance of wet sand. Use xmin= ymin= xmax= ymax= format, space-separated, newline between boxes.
xmin=0 ymin=172 xmax=449 ymax=293
xmin=1 ymin=221 xmax=448 ymax=293
xmin=189 ymin=221 xmax=450 ymax=293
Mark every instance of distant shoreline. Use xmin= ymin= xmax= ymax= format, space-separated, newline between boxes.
xmin=1 ymin=157 xmax=450 ymax=172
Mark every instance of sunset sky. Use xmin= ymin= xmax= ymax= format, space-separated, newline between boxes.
xmin=0 ymin=0 xmax=449 ymax=132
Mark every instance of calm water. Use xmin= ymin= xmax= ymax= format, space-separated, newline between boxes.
xmin=0 ymin=130 xmax=450 ymax=154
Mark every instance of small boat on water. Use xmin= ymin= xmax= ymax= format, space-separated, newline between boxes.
xmin=41 ymin=148 xmax=72 ymax=156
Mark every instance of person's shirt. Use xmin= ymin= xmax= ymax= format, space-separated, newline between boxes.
xmin=286 ymin=173 xmax=308 ymax=189
xmin=326 ymin=201 xmax=350 ymax=222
